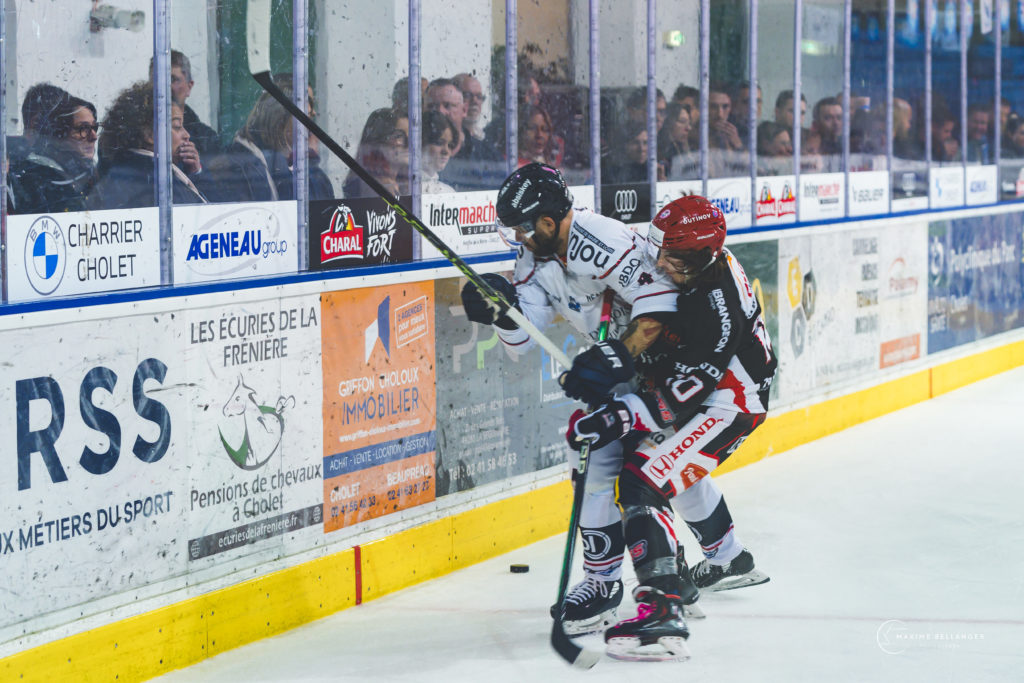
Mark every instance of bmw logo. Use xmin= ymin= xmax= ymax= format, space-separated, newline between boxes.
xmin=24 ymin=215 xmax=67 ymax=295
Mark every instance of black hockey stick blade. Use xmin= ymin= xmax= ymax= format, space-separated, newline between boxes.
xmin=245 ymin=0 xmax=571 ymax=368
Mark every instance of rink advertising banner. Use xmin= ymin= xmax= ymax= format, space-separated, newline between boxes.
xmin=847 ymin=170 xmax=890 ymax=217
xmin=308 ymin=196 xmax=414 ymax=270
xmin=432 ymin=277 xmax=585 ymax=496
xmin=800 ymin=172 xmax=846 ymax=221
xmin=706 ymin=177 xmax=753 ymax=230
xmin=600 ymin=183 xmax=652 ymax=226
xmin=172 ymin=201 xmax=299 ymax=284
xmin=927 ymin=212 xmax=1024 ymax=353
xmin=890 ymin=164 xmax=929 ymax=212
xmin=655 ymin=180 xmax=703 ymax=213
xmin=755 ymin=175 xmax=798 ymax=227
xmin=420 ymin=190 xmax=506 ymax=259
xmin=774 ymin=223 xmax=928 ymax=400
xmin=930 ymin=166 xmax=965 ymax=209
xmin=182 ymin=295 xmax=324 ymax=562
xmin=321 ymin=282 xmax=437 ymax=530
xmin=5 ymin=209 xmax=161 ymax=301
xmin=0 ymin=314 xmax=186 ymax=630
xmin=965 ymin=165 xmax=998 ymax=206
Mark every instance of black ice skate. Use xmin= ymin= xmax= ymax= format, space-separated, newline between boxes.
xmin=690 ymin=549 xmax=770 ymax=592
xmin=554 ymin=576 xmax=623 ymax=636
xmin=604 ymin=586 xmax=691 ymax=662
xmin=675 ymin=546 xmax=705 ymax=619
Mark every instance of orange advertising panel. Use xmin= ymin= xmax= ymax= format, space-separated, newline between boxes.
xmin=321 ymin=282 xmax=437 ymax=532
xmin=879 ymin=334 xmax=921 ymax=369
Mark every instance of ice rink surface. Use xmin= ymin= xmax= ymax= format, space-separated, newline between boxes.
xmin=159 ymin=366 xmax=1024 ymax=683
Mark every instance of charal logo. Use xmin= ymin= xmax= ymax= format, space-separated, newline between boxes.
xmin=321 ymin=205 xmax=364 ymax=263
xmin=218 ymin=376 xmax=296 ymax=470
xmin=24 ymin=215 xmax=67 ymax=295
xmin=757 ymin=183 xmax=796 ymax=219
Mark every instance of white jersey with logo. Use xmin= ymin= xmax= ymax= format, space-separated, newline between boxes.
xmin=496 ymin=208 xmax=678 ymax=352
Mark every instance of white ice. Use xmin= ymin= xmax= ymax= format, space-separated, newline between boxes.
xmin=158 ymin=366 xmax=1024 ymax=682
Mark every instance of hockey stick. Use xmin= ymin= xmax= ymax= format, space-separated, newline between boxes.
xmin=245 ymin=0 xmax=570 ymax=369
xmin=549 ymin=292 xmax=614 ymax=670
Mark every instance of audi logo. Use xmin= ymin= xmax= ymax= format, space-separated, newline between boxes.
xmin=614 ymin=189 xmax=638 ymax=214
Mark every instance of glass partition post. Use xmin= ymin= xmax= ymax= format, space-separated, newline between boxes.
xmin=847 ymin=0 xmax=888 ymax=218
xmin=965 ymin=0 xmax=998 ymax=205
xmin=409 ymin=0 xmax=421 ymax=219
xmin=155 ymin=0 xmax=172 ymax=284
xmin=700 ymin=0 xmax=709 ymax=195
xmin=842 ymin=0 xmax=850 ymax=199
xmin=0 ymin=0 xmax=6 ymax=304
xmin=506 ymin=0 xmax=517 ymax=176
xmin=647 ymin=0 xmax=657 ymax=219
xmin=887 ymin=0 xmax=894 ymax=214
xmin=929 ymin=0 xmax=965 ymax=208
xmin=590 ymin=0 xmax=601 ymax=211
xmin=794 ymin=0 xmax=803 ymax=205
xmin=749 ymin=0 xmax=758 ymax=227
xmin=293 ymin=0 xmax=309 ymax=264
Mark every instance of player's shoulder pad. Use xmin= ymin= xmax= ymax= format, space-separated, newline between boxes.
xmin=512 ymin=244 xmax=540 ymax=284
xmin=566 ymin=210 xmax=640 ymax=279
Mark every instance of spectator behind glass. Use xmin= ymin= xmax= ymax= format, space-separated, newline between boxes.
xmin=87 ymin=82 xmax=206 ymax=209
xmin=774 ymin=90 xmax=807 ymax=136
xmin=149 ymin=50 xmax=221 ymax=156
xmin=891 ymin=97 xmax=922 ymax=160
xmin=708 ymin=82 xmax=748 ymax=177
xmin=8 ymin=83 xmax=70 ymax=163
xmin=204 ymin=74 xmax=330 ymax=202
xmin=392 ymin=76 xmax=429 ymax=115
xmin=756 ymin=121 xmax=792 ymax=176
xmin=421 ymin=109 xmax=458 ymax=194
xmin=812 ymin=96 xmax=843 ymax=159
xmin=965 ymin=103 xmax=992 ymax=164
xmin=730 ymin=81 xmax=762 ymax=143
xmin=518 ymin=104 xmax=561 ymax=168
xmin=657 ymin=102 xmax=696 ymax=180
xmin=801 ymin=128 xmax=824 ymax=173
xmin=672 ymin=84 xmax=700 ymax=149
xmin=8 ymin=93 xmax=99 ymax=214
xmin=1002 ymin=115 xmax=1024 ymax=158
xmin=625 ymin=87 xmax=667 ymax=132
xmin=425 ymin=78 xmax=466 ymax=155
xmin=928 ymin=102 xmax=960 ymax=163
xmin=849 ymin=109 xmax=886 ymax=170
xmin=447 ymin=72 xmax=502 ymax=191
xmin=342 ymin=108 xmax=409 ymax=199
xmin=602 ymin=121 xmax=648 ymax=184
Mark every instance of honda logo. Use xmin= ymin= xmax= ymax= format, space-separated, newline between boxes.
xmin=614 ymin=189 xmax=638 ymax=214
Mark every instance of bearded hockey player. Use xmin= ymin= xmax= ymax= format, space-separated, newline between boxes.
xmin=460 ymin=162 xmax=687 ymax=635
xmin=563 ymin=195 xmax=777 ymax=661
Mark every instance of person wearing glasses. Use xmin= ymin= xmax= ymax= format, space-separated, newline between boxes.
xmin=421 ymin=109 xmax=458 ymax=194
xmin=448 ymin=72 xmax=502 ymax=191
xmin=342 ymin=108 xmax=409 ymax=199
xmin=459 ymin=163 xmax=690 ymax=638
xmin=8 ymin=92 xmax=99 ymax=214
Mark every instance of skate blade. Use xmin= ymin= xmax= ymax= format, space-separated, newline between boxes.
xmin=683 ymin=603 xmax=706 ymax=619
xmin=606 ymin=636 xmax=691 ymax=662
xmin=705 ymin=570 xmax=770 ymax=592
xmin=563 ymin=608 xmax=618 ymax=636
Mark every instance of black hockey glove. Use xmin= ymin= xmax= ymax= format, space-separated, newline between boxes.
xmin=460 ymin=273 xmax=519 ymax=330
xmin=560 ymin=339 xmax=635 ymax=405
xmin=565 ymin=400 xmax=636 ymax=452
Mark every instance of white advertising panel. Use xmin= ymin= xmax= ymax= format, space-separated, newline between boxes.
xmin=800 ymin=172 xmax=846 ymax=221
xmin=173 ymin=201 xmax=299 ymax=284
xmin=569 ymin=185 xmax=596 ymax=213
xmin=182 ymin=294 xmax=324 ymax=564
xmin=755 ymin=175 xmax=798 ymax=227
xmin=706 ymin=176 xmax=753 ymax=229
xmin=965 ymin=165 xmax=998 ymax=205
xmin=774 ymin=223 xmax=928 ymax=401
xmin=655 ymin=180 xmax=703 ymax=212
xmin=847 ymin=170 xmax=890 ymax=217
xmin=5 ymin=208 xmax=161 ymax=301
xmin=0 ymin=314 xmax=187 ymax=636
xmin=930 ymin=166 xmax=965 ymax=208
xmin=420 ymin=189 xmax=504 ymax=259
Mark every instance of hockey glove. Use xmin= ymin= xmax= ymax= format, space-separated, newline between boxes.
xmin=460 ymin=273 xmax=519 ymax=330
xmin=565 ymin=400 xmax=635 ymax=452
xmin=560 ymin=339 xmax=635 ymax=405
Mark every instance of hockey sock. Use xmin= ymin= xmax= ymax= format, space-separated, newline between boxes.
xmin=673 ymin=485 xmax=742 ymax=564
xmin=579 ymin=521 xmax=625 ymax=581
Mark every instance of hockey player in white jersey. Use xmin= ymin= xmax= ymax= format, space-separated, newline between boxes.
xmin=562 ymin=195 xmax=777 ymax=660
xmin=460 ymin=163 xmax=689 ymax=635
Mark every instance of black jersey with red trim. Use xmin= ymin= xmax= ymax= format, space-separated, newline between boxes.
xmin=629 ymin=248 xmax=777 ymax=430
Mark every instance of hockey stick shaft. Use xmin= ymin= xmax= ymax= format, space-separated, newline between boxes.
xmin=549 ymin=292 xmax=614 ymax=669
xmin=245 ymin=0 xmax=571 ymax=369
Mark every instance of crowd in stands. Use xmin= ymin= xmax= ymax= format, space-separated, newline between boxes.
xmin=5 ymin=50 xmax=1024 ymax=215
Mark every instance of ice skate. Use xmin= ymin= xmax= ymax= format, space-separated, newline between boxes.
xmin=675 ymin=546 xmax=705 ymax=618
xmin=690 ymin=549 xmax=769 ymax=592
xmin=552 ymin=576 xmax=623 ymax=636
xmin=605 ymin=586 xmax=691 ymax=662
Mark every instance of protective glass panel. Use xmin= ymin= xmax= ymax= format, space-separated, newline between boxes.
xmin=4 ymin=0 xmax=159 ymax=302
xmin=850 ymin=1 xmax=889 ymax=171
xmin=517 ymin=0 xmax=592 ymax=188
xmin=757 ymin=0 xmax=797 ymax=178
xmin=420 ymin=0 xmax=502 ymax=194
xmin=599 ymin=0 xmax=652 ymax=225
xmin=709 ymin=0 xmax=752 ymax=180
xmin=802 ymin=0 xmax=846 ymax=174
xmin=655 ymin=0 xmax=702 ymax=215
xmin=963 ymin=0 xmax=998 ymax=205
xmin=891 ymin=0 xmax=928 ymax=210
xmin=932 ymin=0 xmax=964 ymax=168
xmin=999 ymin=0 xmax=1024 ymax=199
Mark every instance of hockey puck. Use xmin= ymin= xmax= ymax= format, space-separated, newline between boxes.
xmin=509 ymin=564 xmax=529 ymax=573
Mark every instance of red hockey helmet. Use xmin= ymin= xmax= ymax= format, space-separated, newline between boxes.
xmin=648 ymin=195 xmax=727 ymax=260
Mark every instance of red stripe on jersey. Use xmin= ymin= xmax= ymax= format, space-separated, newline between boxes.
xmin=633 ymin=288 xmax=677 ymax=303
xmin=718 ymin=369 xmax=749 ymax=412
xmin=597 ymin=242 xmax=637 ymax=280
xmin=513 ymin=264 xmax=537 ymax=287
xmin=700 ymin=525 xmax=735 ymax=551
xmin=502 ymin=335 xmax=530 ymax=347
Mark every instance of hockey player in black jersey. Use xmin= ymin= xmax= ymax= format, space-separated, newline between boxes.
xmin=562 ymin=194 xmax=777 ymax=661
